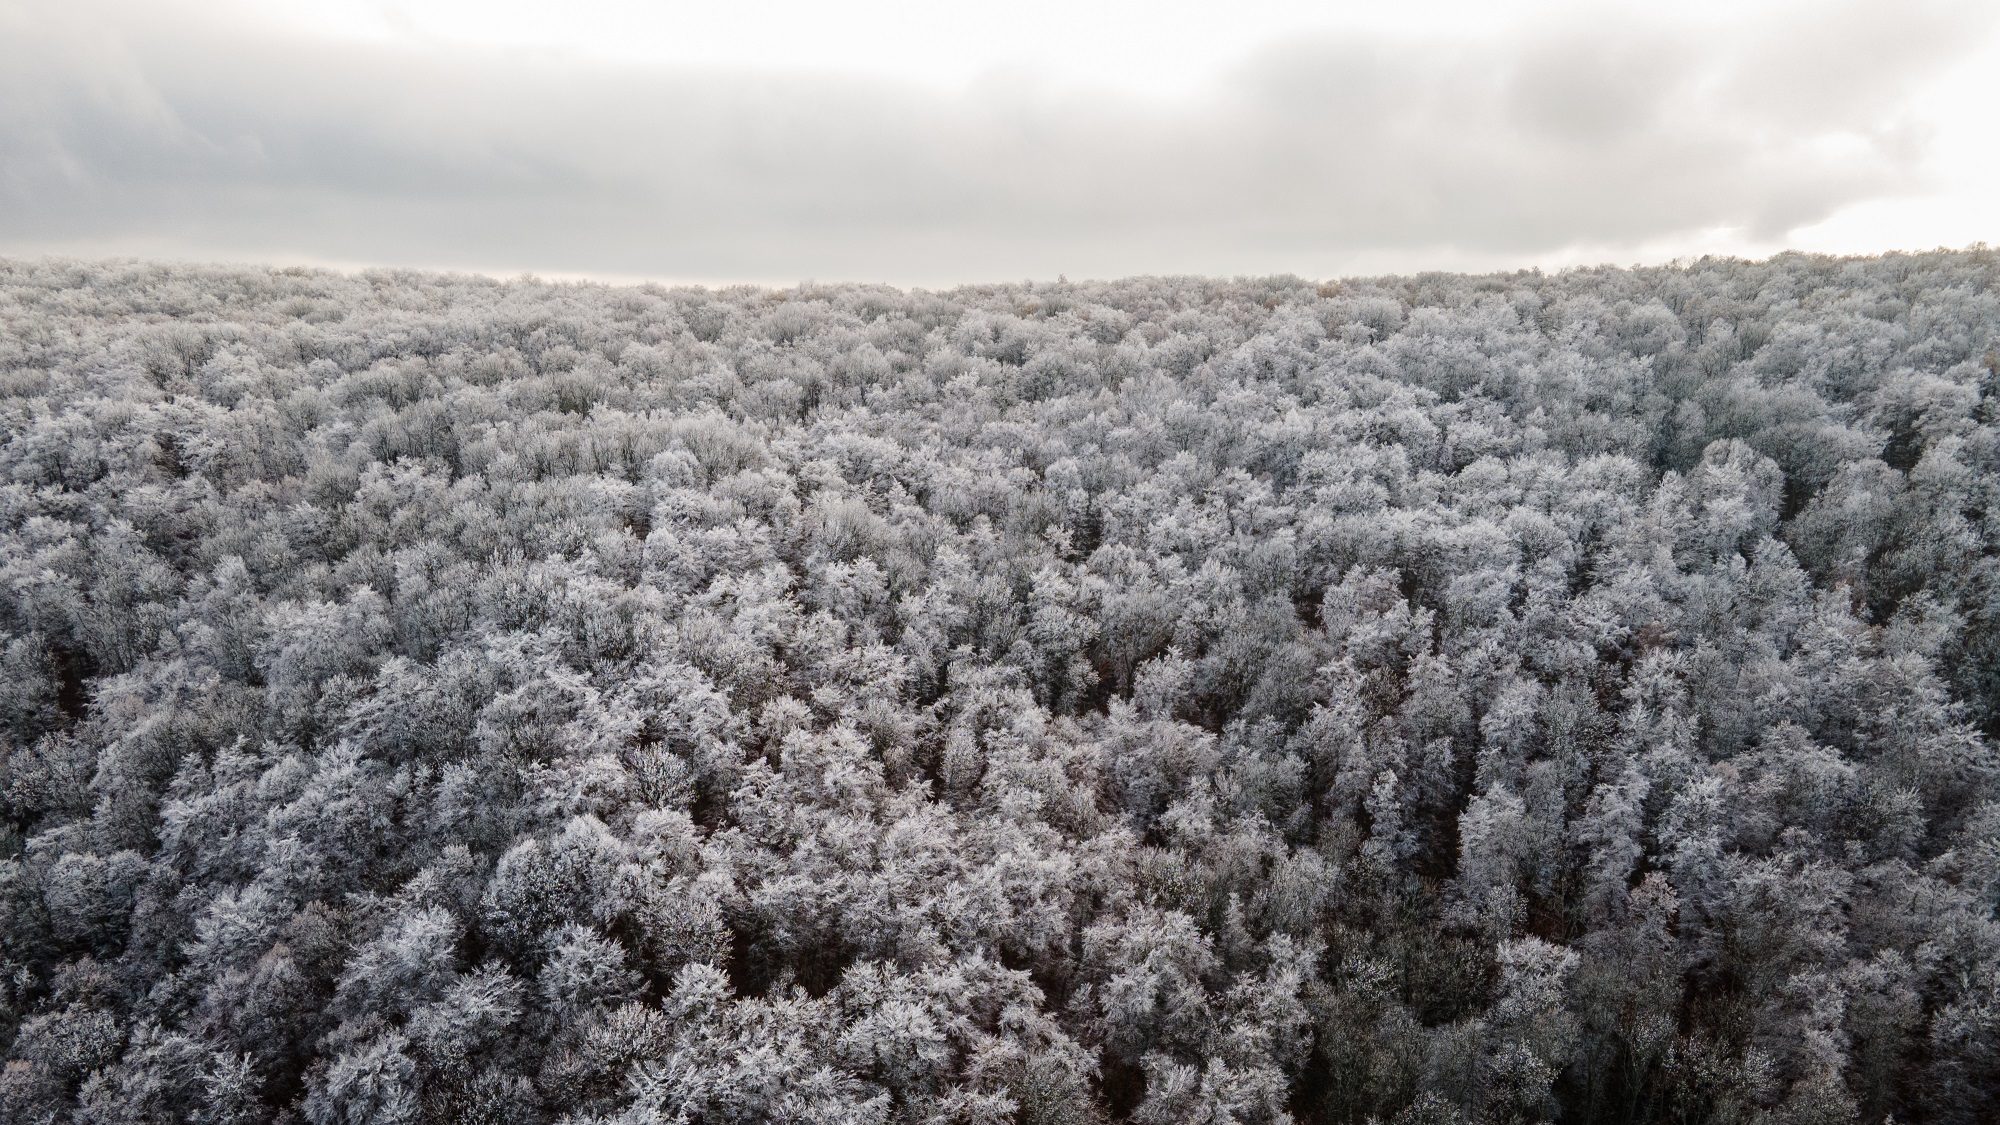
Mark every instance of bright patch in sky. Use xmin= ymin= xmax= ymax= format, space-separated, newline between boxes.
xmin=248 ymin=1 xmax=1495 ymax=93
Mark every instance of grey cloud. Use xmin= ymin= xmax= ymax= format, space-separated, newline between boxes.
xmin=1 ymin=0 xmax=1990 ymax=284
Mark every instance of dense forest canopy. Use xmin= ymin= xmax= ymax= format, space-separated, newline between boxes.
xmin=1 ymin=250 xmax=1997 ymax=1124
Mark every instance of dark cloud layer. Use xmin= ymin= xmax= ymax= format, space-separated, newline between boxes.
xmin=0 ymin=1 xmax=1989 ymax=283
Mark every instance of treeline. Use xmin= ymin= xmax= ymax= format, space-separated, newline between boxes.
xmin=1 ymin=250 xmax=1997 ymax=1124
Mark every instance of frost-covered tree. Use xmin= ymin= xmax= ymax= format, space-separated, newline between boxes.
xmin=2 ymin=249 xmax=1999 ymax=1123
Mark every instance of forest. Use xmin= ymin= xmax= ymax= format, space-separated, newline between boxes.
xmin=1 ymin=249 xmax=1997 ymax=1124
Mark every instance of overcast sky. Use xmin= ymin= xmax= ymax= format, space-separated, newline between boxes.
xmin=3 ymin=0 xmax=1996 ymax=286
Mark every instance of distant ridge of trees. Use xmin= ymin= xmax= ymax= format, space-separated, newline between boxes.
xmin=1 ymin=249 xmax=1997 ymax=1123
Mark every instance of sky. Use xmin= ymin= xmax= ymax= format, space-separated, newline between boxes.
xmin=2 ymin=0 xmax=1996 ymax=287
